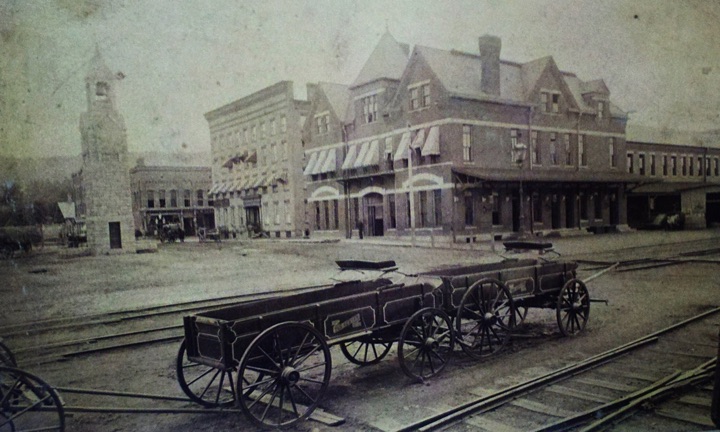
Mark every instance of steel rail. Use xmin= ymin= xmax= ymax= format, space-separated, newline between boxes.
xmin=55 ymin=386 xmax=192 ymax=402
xmin=394 ymin=306 xmax=720 ymax=432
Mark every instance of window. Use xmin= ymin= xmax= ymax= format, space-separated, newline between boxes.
xmin=491 ymin=193 xmax=501 ymax=225
xmin=196 ymin=190 xmax=204 ymax=206
xmin=627 ymin=153 xmax=634 ymax=174
xmin=638 ymin=154 xmax=646 ymax=176
xmin=706 ymin=158 xmax=711 ymax=176
xmin=406 ymin=193 xmax=411 ymax=227
xmin=324 ymin=201 xmax=330 ymax=229
xmin=698 ymin=156 xmax=703 ymax=177
xmin=462 ymin=125 xmax=472 ymax=162
xmin=388 ymin=194 xmax=396 ymax=229
xmin=385 ymin=137 xmax=394 ymax=168
xmin=159 ymin=190 xmax=166 ymax=208
xmin=541 ymin=91 xmax=560 ymax=113
xmin=362 ymin=94 xmax=378 ymax=123
xmin=564 ymin=134 xmax=572 ymax=165
xmin=532 ymin=194 xmax=542 ymax=223
xmin=409 ymin=83 xmax=430 ymax=110
xmin=147 ymin=190 xmax=155 ymax=208
xmin=333 ymin=200 xmax=339 ymax=229
xmin=578 ymin=135 xmax=586 ymax=166
xmin=315 ymin=202 xmax=321 ymax=230
xmin=682 ymin=156 xmax=688 ymax=176
xmin=315 ymin=113 xmax=329 ymax=134
xmin=597 ymin=101 xmax=604 ymax=120
xmin=609 ymin=138 xmax=616 ymax=167
xmin=650 ymin=154 xmax=656 ymax=176
xmin=671 ymin=156 xmax=677 ymax=176
xmin=464 ymin=194 xmax=474 ymax=226
xmin=662 ymin=155 xmax=668 ymax=176
xmin=419 ymin=191 xmax=428 ymax=227
xmin=170 ymin=190 xmax=177 ymax=207
xmin=434 ymin=190 xmax=442 ymax=226
xmin=550 ymin=133 xmax=558 ymax=165
xmin=510 ymin=129 xmax=518 ymax=148
xmin=531 ymin=131 xmax=540 ymax=164
xmin=594 ymin=194 xmax=603 ymax=219
xmin=285 ymin=200 xmax=292 ymax=224
xmin=184 ymin=190 xmax=191 ymax=207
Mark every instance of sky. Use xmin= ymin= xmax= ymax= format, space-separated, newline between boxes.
xmin=1 ymin=0 xmax=719 ymax=158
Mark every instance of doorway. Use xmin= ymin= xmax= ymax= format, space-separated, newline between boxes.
xmin=109 ymin=222 xmax=122 ymax=249
xmin=551 ymin=196 xmax=561 ymax=229
xmin=364 ymin=193 xmax=384 ymax=237
xmin=565 ymin=196 xmax=575 ymax=228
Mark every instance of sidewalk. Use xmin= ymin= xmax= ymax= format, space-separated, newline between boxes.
xmin=333 ymin=228 xmax=720 ymax=257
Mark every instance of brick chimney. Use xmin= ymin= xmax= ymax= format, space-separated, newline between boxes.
xmin=479 ymin=35 xmax=501 ymax=96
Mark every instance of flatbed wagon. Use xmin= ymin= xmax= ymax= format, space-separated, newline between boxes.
xmin=178 ymin=254 xmax=589 ymax=428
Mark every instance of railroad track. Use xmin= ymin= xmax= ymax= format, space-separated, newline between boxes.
xmin=396 ymin=308 xmax=720 ymax=432
xmin=0 ymin=283 xmax=330 ymax=365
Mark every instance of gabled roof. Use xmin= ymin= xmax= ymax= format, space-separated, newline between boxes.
xmin=351 ymin=32 xmax=409 ymax=88
xmin=520 ymin=56 xmax=552 ymax=99
xmin=580 ymin=79 xmax=610 ymax=95
xmin=562 ymin=74 xmax=595 ymax=112
xmin=317 ymin=82 xmax=349 ymax=120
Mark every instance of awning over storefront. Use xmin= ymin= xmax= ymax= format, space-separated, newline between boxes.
xmin=393 ymin=132 xmax=411 ymax=161
xmin=422 ymin=126 xmax=440 ymax=156
xmin=217 ymin=183 xmax=229 ymax=194
xmin=341 ymin=144 xmax=358 ymax=170
xmin=410 ymin=129 xmax=425 ymax=150
xmin=303 ymin=151 xmax=319 ymax=175
xmin=629 ymin=181 xmax=720 ymax=194
xmin=363 ymin=139 xmax=380 ymax=167
xmin=318 ymin=148 xmax=336 ymax=173
xmin=354 ymin=142 xmax=370 ymax=168
xmin=453 ymin=166 xmax=644 ymax=184
xmin=312 ymin=150 xmax=328 ymax=175
xmin=208 ymin=183 xmax=221 ymax=195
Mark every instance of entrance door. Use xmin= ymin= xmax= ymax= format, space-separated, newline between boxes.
xmin=565 ymin=196 xmax=575 ymax=228
xmin=364 ymin=193 xmax=384 ymax=237
xmin=551 ymin=197 xmax=561 ymax=229
xmin=109 ymin=222 xmax=122 ymax=249
xmin=511 ymin=192 xmax=520 ymax=232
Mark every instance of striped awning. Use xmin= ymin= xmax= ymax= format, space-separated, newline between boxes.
xmin=303 ymin=151 xmax=319 ymax=176
xmin=393 ymin=132 xmax=411 ymax=161
xmin=363 ymin=140 xmax=380 ymax=167
xmin=341 ymin=144 xmax=358 ymax=170
xmin=410 ymin=129 xmax=425 ymax=149
xmin=422 ymin=126 xmax=440 ymax=156
xmin=318 ymin=148 xmax=337 ymax=173
xmin=312 ymin=150 xmax=328 ymax=175
xmin=354 ymin=142 xmax=370 ymax=168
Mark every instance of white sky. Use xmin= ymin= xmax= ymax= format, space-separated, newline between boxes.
xmin=1 ymin=0 xmax=719 ymax=158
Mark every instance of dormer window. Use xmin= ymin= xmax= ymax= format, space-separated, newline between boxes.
xmin=540 ymin=91 xmax=560 ymax=113
xmin=597 ymin=101 xmax=605 ymax=120
xmin=409 ymin=81 xmax=430 ymax=111
xmin=315 ymin=112 xmax=330 ymax=135
xmin=95 ymin=81 xmax=109 ymax=99
xmin=362 ymin=95 xmax=378 ymax=123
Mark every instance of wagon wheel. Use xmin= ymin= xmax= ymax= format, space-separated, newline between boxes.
xmin=556 ymin=279 xmax=590 ymax=336
xmin=456 ymin=278 xmax=515 ymax=360
xmin=340 ymin=337 xmax=392 ymax=366
xmin=237 ymin=322 xmax=331 ymax=429
xmin=0 ymin=366 xmax=65 ymax=432
xmin=398 ymin=308 xmax=454 ymax=383
xmin=0 ymin=341 xmax=16 ymax=367
xmin=176 ymin=340 xmax=237 ymax=407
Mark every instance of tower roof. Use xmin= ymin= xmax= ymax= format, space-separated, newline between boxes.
xmin=351 ymin=31 xmax=409 ymax=88
xmin=85 ymin=46 xmax=115 ymax=83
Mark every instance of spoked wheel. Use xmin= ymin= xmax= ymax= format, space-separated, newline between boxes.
xmin=398 ymin=308 xmax=454 ymax=383
xmin=0 ymin=341 xmax=16 ymax=368
xmin=176 ymin=340 xmax=236 ymax=407
xmin=557 ymin=279 xmax=590 ymax=336
xmin=456 ymin=278 xmax=516 ymax=360
xmin=0 ymin=366 xmax=65 ymax=432
xmin=237 ymin=322 xmax=331 ymax=429
xmin=340 ymin=337 xmax=392 ymax=366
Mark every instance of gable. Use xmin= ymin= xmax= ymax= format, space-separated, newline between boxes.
xmin=525 ymin=57 xmax=580 ymax=111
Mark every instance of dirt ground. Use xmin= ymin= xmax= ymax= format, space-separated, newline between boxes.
xmin=2 ymin=230 xmax=720 ymax=431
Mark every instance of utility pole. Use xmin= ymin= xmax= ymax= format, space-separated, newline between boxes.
xmin=407 ymin=124 xmax=416 ymax=247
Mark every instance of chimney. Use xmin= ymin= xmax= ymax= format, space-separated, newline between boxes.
xmin=479 ymin=35 xmax=501 ymax=96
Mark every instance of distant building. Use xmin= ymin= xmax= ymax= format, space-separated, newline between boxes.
xmin=303 ymin=32 xmax=635 ymax=241
xmin=625 ymin=126 xmax=720 ymax=228
xmin=75 ymin=48 xmax=136 ymax=254
xmin=129 ymin=161 xmax=214 ymax=236
xmin=204 ymin=81 xmax=311 ymax=237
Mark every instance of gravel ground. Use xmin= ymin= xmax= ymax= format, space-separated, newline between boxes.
xmin=1 ymin=229 xmax=720 ymax=431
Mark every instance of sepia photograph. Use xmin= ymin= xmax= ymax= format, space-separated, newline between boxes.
xmin=2 ymin=1 xmax=720 ymax=430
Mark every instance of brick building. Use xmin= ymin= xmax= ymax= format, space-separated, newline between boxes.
xmin=204 ymin=81 xmax=311 ymax=237
xmin=626 ymin=126 xmax=720 ymax=228
xmin=129 ymin=162 xmax=214 ymax=236
xmin=76 ymin=49 xmax=136 ymax=254
xmin=303 ymin=33 xmax=637 ymax=241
